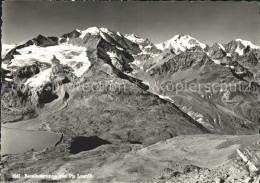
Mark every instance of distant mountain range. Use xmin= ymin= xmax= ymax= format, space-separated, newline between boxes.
xmin=2 ymin=27 xmax=259 ymax=138
xmin=1 ymin=27 xmax=260 ymax=183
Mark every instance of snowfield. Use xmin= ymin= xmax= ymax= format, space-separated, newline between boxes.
xmin=7 ymin=44 xmax=91 ymax=78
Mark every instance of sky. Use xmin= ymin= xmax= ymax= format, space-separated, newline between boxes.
xmin=2 ymin=1 xmax=260 ymax=46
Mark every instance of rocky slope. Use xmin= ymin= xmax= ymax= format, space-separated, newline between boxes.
xmin=1 ymin=27 xmax=260 ymax=182
xmin=131 ymin=36 xmax=260 ymax=136
xmin=1 ymin=134 xmax=260 ymax=182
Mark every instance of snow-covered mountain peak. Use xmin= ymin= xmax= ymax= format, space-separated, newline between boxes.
xmin=125 ymin=34 xmax=147 ymax=45
xmin=77 ymin=27 xmax=101 ymax=38
xmin=235 ymin=39 xmax=259 ymax=49
xmin=76 ymin=27 xmax=116 ymax=39
xmin=221 ymin=39 xmax=260 ymax=56
xmin=156 ymin=35 xmax=207 ymax=53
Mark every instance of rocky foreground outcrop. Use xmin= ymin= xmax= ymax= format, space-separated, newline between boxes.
xmin=1 ymin=134 xmax=260 ymax=182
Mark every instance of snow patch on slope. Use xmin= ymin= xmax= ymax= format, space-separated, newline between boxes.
xmin=181 ymin=106 xmax=213 ymax=129
xmin=156 ymin=44 xmax=164 ymax=50
xmin=158 ymin=94 xmax=175 ymax=103
xmin=116 ymin=32 xmax=122 ymax=37
xmin=211 ymin=59 xmax=221 ymax=64
xmin=25 ymin=68 xmax=52 ymax=87
xmin=106 ymin=51 xmax=117 ymax=58
xmin=218 ymin=43 xmax=225 ymax=51
xmin=235 ymin=47 xmax=244 ymax=56
xmin=1 ymin=63 xmax=9 ymax=70
xmin=125 ymin=34 xmax=146 ymax=45
xmin=2 ymin=44 xmax=16 ymax=58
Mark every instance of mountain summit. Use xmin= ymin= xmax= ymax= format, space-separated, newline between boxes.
xmin=156 ymin=35 xmax=208 ymax=53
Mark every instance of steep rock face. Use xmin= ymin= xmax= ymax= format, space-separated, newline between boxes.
xmin=31 ymin=35 xmax=59 ymax=47
xmin=207 ymin=43 xmax=227 ymax=59
xmin=1 ymin=81 xmax=37 ymax=123
xmin=14 ymin=64 xmax=40 ymax=80
xmin=60 ymin=29 xmax=81 ymax=40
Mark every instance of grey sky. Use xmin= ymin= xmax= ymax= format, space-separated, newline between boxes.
xmin=2 ymin=1 xmax=260 ymax=46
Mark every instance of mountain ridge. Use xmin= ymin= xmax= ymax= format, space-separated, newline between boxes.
xmin=2 ymin=27 xmax=260 ymax=135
